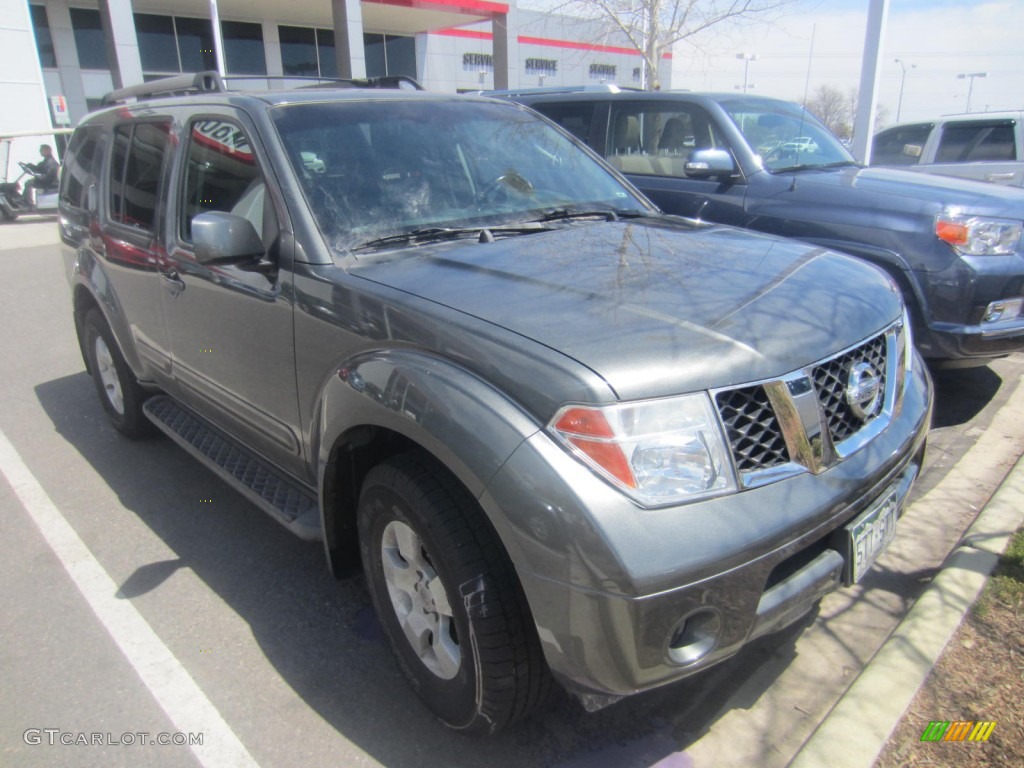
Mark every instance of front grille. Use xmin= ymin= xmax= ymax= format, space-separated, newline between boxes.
xmin=812 ymin=333 xmax=887 ymax=442
xmin=715 ymin=386 xmax=790 ymax=472
xmin=713 ymin=329 xmax=893 ymax=481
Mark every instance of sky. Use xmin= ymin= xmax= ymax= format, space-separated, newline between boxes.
xmin=669 ymin=0 xmax=1024 ymax=125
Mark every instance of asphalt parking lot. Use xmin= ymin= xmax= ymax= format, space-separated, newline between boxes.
xmin=2 ymin=218 xmax=1022 ymax=768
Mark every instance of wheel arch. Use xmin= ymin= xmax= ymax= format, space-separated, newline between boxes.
xmin=314 ymin=348 xmax=542 ymax=578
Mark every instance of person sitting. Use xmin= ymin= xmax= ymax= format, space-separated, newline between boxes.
xmin=22 ymin=144 xmax=60 ymax=208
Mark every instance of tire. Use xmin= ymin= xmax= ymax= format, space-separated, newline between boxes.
xmin=83 ymin=308 xmax=151 ymax=438
xmin=358 ymin=454 xmax=552 ymax=734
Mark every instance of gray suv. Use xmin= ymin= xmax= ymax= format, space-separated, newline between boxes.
xmin=60 ymin=72 xmax=931 ymax=733
xmin=505 ymin=89 xmax=1024 ymax=364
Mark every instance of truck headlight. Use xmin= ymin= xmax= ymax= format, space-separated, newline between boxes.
xmin=935 ymin=213 xmax=1022 ymax=256
xmin=550 ymin=394 xmax=737 ymax=507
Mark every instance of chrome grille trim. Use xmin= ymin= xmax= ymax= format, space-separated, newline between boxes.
xmin=712 ymin=319 xmax=905 ymax=489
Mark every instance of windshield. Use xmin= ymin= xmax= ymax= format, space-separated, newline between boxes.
xmin=719 ymin=98 xmax=856 ymax=172
xmin=272 ymin=99 xmax=650 ymax=253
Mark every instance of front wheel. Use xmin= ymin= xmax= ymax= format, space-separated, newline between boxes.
xmin=358 ymin=454 xmax=552 ymax=734
xmin=83 ymin=308 xmax=151 ymax=438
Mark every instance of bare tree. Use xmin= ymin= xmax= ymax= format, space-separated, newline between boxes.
xmin=558 ymin=0 xmax=794 ymax=90
xmin=803 ymin=84 xmax=851 ymax=138
xmin=801 ymin=85 xmax=889 ymax=141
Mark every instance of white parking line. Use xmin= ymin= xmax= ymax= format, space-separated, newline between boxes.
xmin=0 ymin=428 xmax=259 ymax=768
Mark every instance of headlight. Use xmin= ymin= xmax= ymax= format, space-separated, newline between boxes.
xmin=549 ymin=394 xmax=737 ymax=507
xmin=935 ymin=213 xmax=1022 ymax=256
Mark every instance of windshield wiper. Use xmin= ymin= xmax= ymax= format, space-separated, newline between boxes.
xmin=531 ymin=207 xmax=647 ymax=223
xmin=772 ymin=160 xmax=861 ymax=174
xmin=354 ymin=224 xmax=550 ymax=251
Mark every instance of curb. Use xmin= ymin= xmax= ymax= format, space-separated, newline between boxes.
xmin=789 ymin=451 xmax=1024 ymax=768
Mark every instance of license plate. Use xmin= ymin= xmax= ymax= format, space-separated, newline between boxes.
xmin=847 ymin=489 xmax=899 ymax=583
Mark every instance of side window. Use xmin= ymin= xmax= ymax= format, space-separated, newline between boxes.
xmin=60 ymin=126 xmax=105 ymax=209
xmin=936 ymin=122 xmax=1018 ymax=163
xmin=108 ymin=122 xmax=171 ymax=231
xmin=180 ymin=119 xmax=275 ymax=247
xmin=534 ymin=103 xmax=596 ymax=144
xmin=606 ymin=105 xmax=720 ymax=177
xmin=871 ymin=124 xmax=933 ymax=166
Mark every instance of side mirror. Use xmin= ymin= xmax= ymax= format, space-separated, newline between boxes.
xmin=684 ymin=149 xmax=735 ymax=180
xmin=192 ymin=211 xmax=264 ymax=265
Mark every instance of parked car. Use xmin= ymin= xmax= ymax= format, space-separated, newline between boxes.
xmin=871 ymin=112 xmax=1024 ymax=187
xmin=61 ymin=72 xmax=931 ymax=734
xmin=500 ymin=89 xmax=1024 ymax=365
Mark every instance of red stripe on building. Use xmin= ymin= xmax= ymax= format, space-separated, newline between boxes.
xmin=433 ymin=28 xmax=672 ymax=58
xmin=365 ymin=0 xmax=508 ymax=16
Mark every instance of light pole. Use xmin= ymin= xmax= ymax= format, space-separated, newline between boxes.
xmin=957 ymin=72 xmax=987 ymax=113
xmin=894 ymin=58 xmax=915 ymax=123
xmin=736 ymin=53 xmax=757 ymax=94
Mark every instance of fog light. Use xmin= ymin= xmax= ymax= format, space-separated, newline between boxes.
xmin=667 ymin=610 xmax=721 ymax=666
xmin=983 ymin=297 xmax=1024 ymax=324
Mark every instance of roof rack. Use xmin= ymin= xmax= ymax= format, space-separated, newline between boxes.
xmin=101 ymin=71 xmax=424 ymax=106
xmin=478 ymin=83 xmax=640 ymax=98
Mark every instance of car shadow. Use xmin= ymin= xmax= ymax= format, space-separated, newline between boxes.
xmin=32 ymin=373 xmax=873 ymax=767
xmin=928 ymin=363 xmax=1003 ymax=428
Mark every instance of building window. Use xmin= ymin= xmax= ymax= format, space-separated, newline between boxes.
xmin=136 ymin=14 xmax=181 ymax=73
xmin=279 ymin=26 xmax=335 ymax=78
xmin=70 ymin=8 xmax=111 ymax=71
xmin=366 ymin=34 xmax=415 ymax=79
xmin=222 ymin=21 xmax=266 ymax=75
xmin=30 ymin=4 xmax=57 ymax=69
xmin=175 ymin=16 xmax=216 ymax=73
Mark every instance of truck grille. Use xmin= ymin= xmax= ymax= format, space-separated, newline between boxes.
xmin=714 ymin=327 xmax=896 ymax=481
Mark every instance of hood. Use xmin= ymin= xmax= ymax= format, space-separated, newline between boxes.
xmin=769 ymin=165 xmax=1024 ymax=219
xmin=351 ymin=218 xmax=902 ymax=401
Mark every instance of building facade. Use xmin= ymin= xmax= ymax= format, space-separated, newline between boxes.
xmin=8 ymin=0 xmax=671 ymax=141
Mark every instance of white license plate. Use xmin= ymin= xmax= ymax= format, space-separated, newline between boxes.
xmin=848 ymin=490 xmax=899 ymax=583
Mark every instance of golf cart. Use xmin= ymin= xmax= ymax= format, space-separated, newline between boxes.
xmin=0 ymin=130 xmax=71 ymax=222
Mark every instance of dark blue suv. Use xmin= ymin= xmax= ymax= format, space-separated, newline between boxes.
xmin=505 ymin=89 xmax=1024 ymax=364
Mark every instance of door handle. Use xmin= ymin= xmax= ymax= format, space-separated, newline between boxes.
xmin=160 ymin=269 xmax=185 ymax=297
xmin=985 ymin=172 xmax=1015 ymax=182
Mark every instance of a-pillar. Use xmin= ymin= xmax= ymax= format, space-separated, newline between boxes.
xmin=491 ymin=8 xmax=519 ymax=90
xmin=96 ymin=0 xmax=143 ymax=89
xmin=331 ymin=0 xmax=366 ymax=80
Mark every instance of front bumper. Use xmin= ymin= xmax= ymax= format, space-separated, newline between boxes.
xmin=480 ymin=352 xmax=932 ymax=700
xmin=912 ymin=250 xmax=1024 ymax=361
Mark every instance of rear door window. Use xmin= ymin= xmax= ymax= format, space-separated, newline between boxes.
xmin=936 ymin=121 xmax=1018 ymax=163
xmin=108 ymin=121 xmax=171 ymax=231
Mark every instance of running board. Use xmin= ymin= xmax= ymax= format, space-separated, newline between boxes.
xmin=143 ymin=396 xmax=321 ymax=541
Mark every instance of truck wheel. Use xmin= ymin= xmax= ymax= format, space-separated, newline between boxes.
xmin=84 ymin=309 xmax=151 ymax=438
xmin=358 ymin=454 xmax=551 ymax=734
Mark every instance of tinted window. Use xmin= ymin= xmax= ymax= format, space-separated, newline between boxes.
xmin=317 ymin=29 xmax=336 ymax=78
xmin=70 ymin=8 xmax=111 ymax=71
xmin=180 ymin=119 xmax=270 ymax=244
xmin=936 ymin=122 xmax=1017 ymax=163
xmin=136 ymin=13 xmax=180 ymax=73
xmin=533 ymin=103 xmax=595 ymax=143
xmin=871 ymin=124 xmax=933 ymax=166
xmin=109 ymin=122 xmax=170 ymax=231
xmin=60 ymin=127 xmax=105 ymax=209
xmin=364 ymin=34 xmax=415 ymax=79
xmin=30 ymin=4 xmax=57 ymax=69
xmin=223 ymin=21 xmax=266 ymax=75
